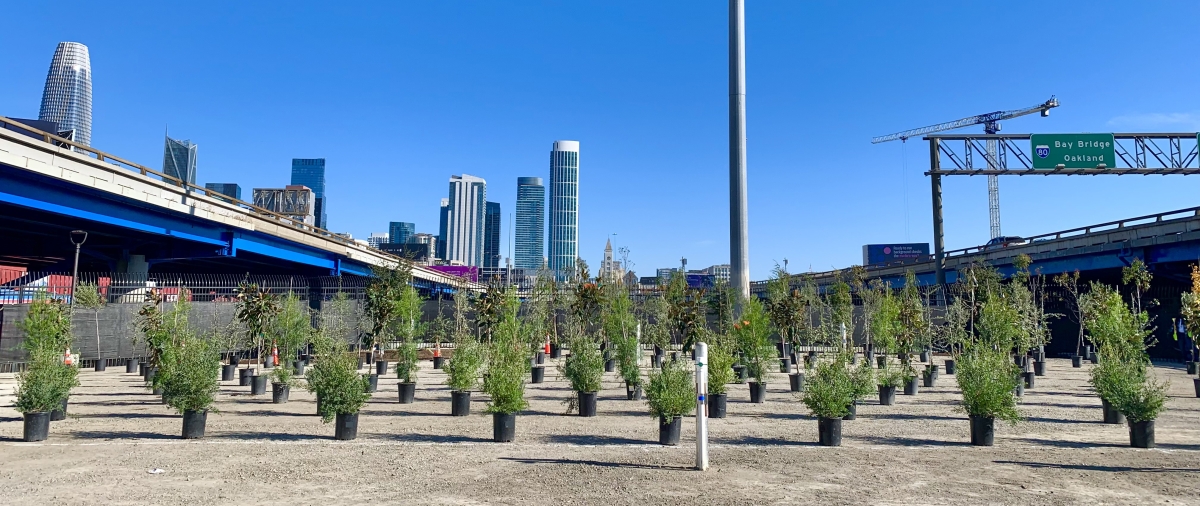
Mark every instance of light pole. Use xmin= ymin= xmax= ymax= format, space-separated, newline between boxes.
xmin=729 ymin=0 xmax=750 ymax=306
xmin=69 ymin=230 xmax=87 ymax=307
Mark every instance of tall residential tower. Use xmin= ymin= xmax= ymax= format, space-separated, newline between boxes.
xmin=514 ymin=177 xmax=545 ymax=270
xmin=548 ymin=140 xmax=579 ymax=280
xmin=483 ymin=201 xmax=501 ymax=269
xmin=444 ymin=174 xmax=487 ymax=266
xmin=291 ymin=158 xmax=327 ymax=229
xmin=38 ymin=42 xmax=92 ymax=146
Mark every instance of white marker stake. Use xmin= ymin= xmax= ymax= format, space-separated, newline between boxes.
xmin=694 ymin=342 xmax=709 ymax=471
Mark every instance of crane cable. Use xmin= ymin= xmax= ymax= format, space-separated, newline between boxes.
xmin=902 ymin=140 xmax=910 ymax=241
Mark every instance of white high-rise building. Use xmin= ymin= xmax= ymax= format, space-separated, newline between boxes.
xmin=367 ymin=232 xmax=389 ymax=249
xmin=444 ymin=174 xmax=487 ymax=266
xmin=548 ymin=140 xmax=580 ymax=280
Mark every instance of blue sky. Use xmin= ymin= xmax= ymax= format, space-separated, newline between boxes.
xmin=2 ymin=1 xmax=1198 ymax=279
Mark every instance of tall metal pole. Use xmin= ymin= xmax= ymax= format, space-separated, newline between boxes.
xmin=729 ymin=0 xmax=750 ymax=305
xmin=694 ymin=342 xmax=709 ymax=471
xmin=929 ymin=140 xmax=946 ymax=286
xmin=69 ymin=230 xmax=87 ymax=308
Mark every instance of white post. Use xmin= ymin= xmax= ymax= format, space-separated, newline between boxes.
xmin=694 ymin=342 xmax=709 ymax=471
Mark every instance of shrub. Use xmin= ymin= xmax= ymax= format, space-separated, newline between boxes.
xmin=734 ymin=297 xmax=775 ymax=384
xmin=444 ymin=338 xmax=483 ymax=392
xmin=15 ymin=297 xmax=78 ymax=414
xmin=160 ymin=333 xmax=221 ymax=414
xmin=850 ymin=357 xmax=875 ymax=402
xmin=877 ymin=360 xmax=906 ymax=388
xmin=955 ymin=345 xmax=1021 ymax=423
xmin=646 ymin=359 xmax=695 ymax=420
xmin=802 ymin=356 xmax=854 ymax=419
xmin=394 ymin=341 xmax=419 ymax=383
xmin=560 ymin=329 xmax=603 ymax=394
xmin=706 ymin=344 xmax=735 ymax=396
xmin=482 ymin=288 xmax=528 ymax=415
xmin=312 ymin=350 xmax=370 ymax=423
xmin=1111 ymin=372 xmax=1168 ymax=423
xmin=269 ymin=293 xmax=310 ymax=386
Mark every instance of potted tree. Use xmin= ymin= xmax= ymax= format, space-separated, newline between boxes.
xmin=1180 ymin=265 xmax=1200 ymax=396
xmin=734 ymin=297 xmax=775 ymax=403
xmin=362 ymin=265 xmax=408 ymax=383
xmin=444 ymin=337 xmax=483 ymax=416
xmin=560 ymin=323 xmax=603 ymax=416
xmin=957 ymin=292 xmax=1024 ymax=446
xmin=234 ymin=283 xmax=279 ymax=394
xmin=312 ymin=346 xmax=371 ymax=440
xmin=482 ymin=288 xmax=528 ymax=442
xmin=159 ymin=330 xmax=221 ymax=438
xmin=847 ymin=357 xmax=875 ymax=419
xmin=706 ymin=340 xmax=735 ymax=418
xmin=605 ymin=284 xmax=642 ymax=399
xmin=801 ymin=355 xmax=854 ymax=446
xmin=14 ymin=297 xmax=77 ymax=441
xmin=268 ymin=293 xmax=310 ymax=404
xmin=645 ymin=359 xmax=695 ymax=445
xmin=74 ymin=282 xmax=107 ymax=371
xmin=393 ymin=280 xmax=426 ymax=404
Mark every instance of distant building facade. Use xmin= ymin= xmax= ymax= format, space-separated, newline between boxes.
xmin=162 ymin=136 xmax=198 ymax=185
xmin=290 ymin=158 xmax=327 ymax=229
xmin=437 ymin=198 xmax=450 ymax=260
xmin=514 ymin=176 xmax=545 ymax=270
xmin=389 ymin=222 xmax=415 ymax=245
xmin=367 ymin=232 xmax=389 ymax=249
xmin=38 ymin=42 xmax=92 ymax=146
xmin=484 ymin=201 xmax=501 ymax=269
xmin=548 ymin=140 xmax=580 ymax=280
xmin=444 ymin=174 xmax=487 ymax=267
xmin=253 ymin=185 xmax=316 ymax=226
xmin=204 ymin=182 xmax=241 ymax=202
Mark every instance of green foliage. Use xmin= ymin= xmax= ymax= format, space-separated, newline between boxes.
xmin=604 ymin=284 xmax=641 ymax=388
xmin=706 ymin=342 xmax=735 ymax=395
xmin=362 ymin=264 xmax=410 ymax=347
xmin=269 ymin=293 xmax=311 ymax=385
xmin=850 ymin=355 xmax=875 ymax=401
xmin=160 ymin=332 xmax=221 ymax=414
xmin=1110 ymin=373 xmax=1168 ymax=423
xmin=15 ymin=299 xmax=79 ymax=414
xmin=871 ymin=290 xmax=901 ymax=353
xmin=560 ymin=325 xmax=603 ymax=394
xmin=802 ymin=356 xmax=854 ymax=419
xmin=876 ymin=360 xmax=907 ymax=388
xmin=955 ymin=344 xmax=1021 ymax=423
xmin=705 ymin=279 xmax=738 ymax=335
xmin=394 ymin=340 xmax=419 ymax=383
xmin=311 ymin=349 xmax=370 ymax=422
xmin=393 ymin=284 xmax=427 ymax=343
xmin=645 ymin=359 xmax=695 ymax=420
xmin=482 ymin=288 xmax=528 ymax=415
xmin=444 ymin=338 xmax=483 ymax=392
xmin=235 ymin=283 xmax=279 ymax=365
xmin=765 ymin=266 xmax=805 ymax=347
xmin=19 ymin=297 xmax=74 ymax=354
xmin=639 ymin=295 xmax=672 ymax=351
xmin=1085 ymin=284 xmax=1167 ymax=421
xmin=734 ymin=297 xmax=776 ymax=384
xmin=1122 ymin=257 xmax=1153 ymax=315
xmin=664 ymin=271 xmax=704 ymax=352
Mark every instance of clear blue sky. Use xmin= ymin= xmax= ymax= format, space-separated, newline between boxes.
xmin=2 ymin=1 xmax=1198 ymax=279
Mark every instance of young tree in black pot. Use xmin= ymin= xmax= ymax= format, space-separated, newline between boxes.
xmin=234 ymin=283 xmax=279 ymax=386
xmin=1181 ymin=265 xmax=1200 ymax=391
xmin=735 ymin=297 xmax=775 ymax=403
xmin=645 ymin=359 xmax=695 ymax=445
xmin=705 ymin=338 xmax=735 ymax=418
xmin=312 ymin=346 xmax=371 ymax=440
xmin=268 ymin=293 xmax=310 ymax=403
xmin=847 ymin=357 xmax=875 ymax=419
xmin=14 ymin=297 xmax=78 ymax=441
xmin=605 ymin=283 xmax=642 ymax=399
xmin=74 ymin=282 xmax=107 ymax=371
xmin=160 ymin=330 xmax=221 ymax=438
xmin=392 ymin=281 xmax=426 ymax=404
xmin=560 ymin=320 xmax=604 ymax=416
xmin=957 ymin=295 xmax=1024 ymax=446
xmin=444 ymin=336 xmax=483 ymax=416
xmin=363 ymin=265 xmax=409 ymax=378
xmin=802 ymin=354 xmax=854 ymax=446
xmin=482 ymin=288 xmax=528 ymax=442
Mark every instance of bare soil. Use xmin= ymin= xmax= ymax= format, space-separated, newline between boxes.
xmin=2 ymin=357 xmax=1199 ymax=505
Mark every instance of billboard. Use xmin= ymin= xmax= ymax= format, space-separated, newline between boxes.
xmin=429 ymin=265 xmax=479 ymax=282
xmin=863 ymin=243 xmax=930 ymax=266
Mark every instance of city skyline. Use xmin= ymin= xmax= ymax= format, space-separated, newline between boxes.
xmin=37 ymin=41 xmax=91 ymax=147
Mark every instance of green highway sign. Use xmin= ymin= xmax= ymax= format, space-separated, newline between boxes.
xmin=1031 ymin=133 xmax=1116 ymax=169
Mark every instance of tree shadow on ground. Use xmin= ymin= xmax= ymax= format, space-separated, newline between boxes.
xmin=855 ymin=435 xmax=968 ymax=447
xmin=70 ymin=430 xmax=176 ymax=440
xmin=213 ymin=431 xmax=318 ymax=442
xmin=867 ymin=413 xmax=962 ymax=422
xmin=234 ymin=410 xmax=316 ymax=418
xmin=376 ymin=433 xmax=492 ymax=444
xmin=0 ymin=416 xmax=23 ymax=423
xmin=545 ymin=434 xmax=652 ymax=446
xmin=712 ymin=436 xmax=817 ymax=447
xmin=358 ymin=409 xmax=444 ymax=418
xmin=994 ymin=460 xmax=1200 ymax=473
xmin=72 ymin=412 xmax=175 ymax=420
xmin=71 ymin=400 xmax=155 ymax=407
xmin=1025 ymin=416 xmax=1101 ymax=425
xmin=498 ymin=457 xmax=692 ymax=471
xmin=1017 ymin=401 xmax=1095 ymax=409
xmin=1020 ymin=437 xmax=1125 ymax=449
xmin=760 ymin=412 xmax=808 ymax=421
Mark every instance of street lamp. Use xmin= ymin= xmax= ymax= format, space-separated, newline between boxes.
xmin=69 ymin=230 xmax=87 ymax=306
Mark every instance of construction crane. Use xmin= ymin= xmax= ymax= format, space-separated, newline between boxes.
xmin=873 ymin=96 xmax=1059 ymax=239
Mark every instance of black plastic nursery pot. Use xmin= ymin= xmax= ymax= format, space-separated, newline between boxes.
xmin=651 ymin=354 xmax=662 ymax=368
xmin=1187 ymin=361 xmax=1196 ymax=375
xmin=1072 ymin=355 xmax=1083 ymax=368
xmin=969 ymin=415 xmax=995 ymax=446
xmin=626 ymin=384 xmax=643 ymax=400
xmin=316 ymin=393 xmax=323 ymax=416
xmin=251 ymin=375 xmax=268 ymax=395
xmin=878 ymin=385 xmax=896 ymax=406
xmin=397 ymin=382 xmax=416 ymax=404
xmin=1101 ymin=398 xmax=1125 ymax=424
xmin=365 ymin=374 xmax=379 ymax=393
xmin=293 ymin=360 xmax=305 ymax=376
xmin=182 ymin=410 xmax=207 ymax=439
xmin=944 ymin=359 xmax=957 ymax=375
xmin=1129 ymin=420 xmax=1155 ymax=448
xmin=928 ymin=364 xmax=939 ymax=380
xmin=536 ymin=352 xmax=545 ymax=365
xmin=94 ymin=359 xmax=106 ymax=372
xmin=903 ymin=376 xmax=919 ymax=396
xmin=126 ymin=359 xmax=138 ymax=373
xmin=707 ymin=393 xmax=727 ymax=419
xmin=658 ymin=416 xmax=682 ymax=445
xmin=1033 ymin=360 xmax=1046 ymax=376
xmin=433 ymin=356 xmax=445 ymax=369
xmin=139 ymin=361 xmax=147 ymax=376
xmin=817 ymin=417 xmax=842 ymax=446
xmin=732 ymin=365 xmax=747 ymax=383
xmin=221 ymin=364 xmax=236 ymax=381
xmin=578 ymin=391 xmax=598 ymax=417
xmin=145 ymin=367 xmax=158 ymax=385
xmin=779 ymin=357 xmax=791 ymax=373
xmin=334 ymin=413 xmax=359 ymax=441
xmin=1194 ymin=378 xmax=1200 ymax=398
xmin=23 ymin=412 xmax=51 ymax=441
xmin=920 ymin=351 xmax=931 ymax=363
xmin=865 ymin=350 xmax=875 ymax=365
xmin=272 ymin=383 xmax=290 ymax=404
xmin=749 ymin=381 xmax=767 ymax=403
xmin=1089 ymin=353 xmax=1098 ymax=364
xmin=375 ymin=360 xmax=388 ymax=376
xmin=843 ymin=401 xmax=857 ymax=420
xmin=531 ymin=366 xmax=545 ymax=384
xmin=357 ymin=355 xmax=366 ymax=371
xmin=604 ymin=359 xmax=616 ymax=373
xmin=789 ymin=373 xmax=804 ymax=392
xmin=876 ymin=355 xmax=887 ymax=369
xmin=493 ymin=413 xmax=516 ymax=442
xmin=550 ymin=344 xmax=561 ymax=359
xmin=670 ymin=352 xmax=680 ymax=363
xmin=922 ymin=372 xmax=935 ymax=388
xmin=451 ymin=390 xmax=471 ymax=416
xmin=50 ymin=398 xmax=68 ymax=421
xmin=239 ymin=368 xmax=252 ymax=386
xmin=1023 ymin=371 xmax=1036 ymax=389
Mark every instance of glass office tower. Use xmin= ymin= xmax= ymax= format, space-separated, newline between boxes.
xmin=514 ymin=177 xmax=545 ymax=270
xmin=163 ymin=136 xmax=198 ymax=185
xmin=291 ymin=158 xmax=327 ymax=229
xmin=38 ymin=42 xmax=92 ymax=146
xmin=548 ymin=140 xmax=579 ymax=280
xmin=444 ymin=175 xmax=487 ymax=266
xmin=389 ymin=222 xmax=415 ymax=245
xmin=204 ymin=183 xmax=241 ymax=201
xmin=483 ymin=201 xmax=501 ymax=269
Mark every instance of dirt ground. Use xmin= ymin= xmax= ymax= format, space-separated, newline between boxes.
xmin=1 ymin=357 xmax=1198 ymax=506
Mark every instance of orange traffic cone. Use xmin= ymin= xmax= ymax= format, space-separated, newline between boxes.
xmin=544 ymin=341 xmax=551 ymax=354
xmin=271 ymin=344 xmax=279 ymax=366
xmin=63 ymin=347 xmax=74 ymax=365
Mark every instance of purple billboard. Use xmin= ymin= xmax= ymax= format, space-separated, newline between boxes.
xmin=429 ymin=265 xmax=479 ymax=282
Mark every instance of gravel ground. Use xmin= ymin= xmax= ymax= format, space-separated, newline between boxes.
xmin=2 ymin=357 xmax=1198 ymax=505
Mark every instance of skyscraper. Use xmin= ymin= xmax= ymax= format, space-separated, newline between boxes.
xmin=204 ymin=182 xmax=241 ymax=201
xmin=163 ymin=136 xmax=198 ymax=185
xmin=483 ymin=201 xmax=501 ymax=269
xmin=367 ymin=232 xmax=389 ymax=249
xmin=437 ymin=198 xmax=450 ymax=260
xmin=389 ymin=222 xmax=415 ymax=245
xmin=514 ymin=177 xmax=545 ymax=270
xmin=291 ymin=158 xmax=327 ymax=229
xmin=444 ymin=174 xmax=487 ymax=266
xmin=548 ymin=140 xmax=580 ymax=280
xmin=38 ymin=42 xmax=92 ymax=147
